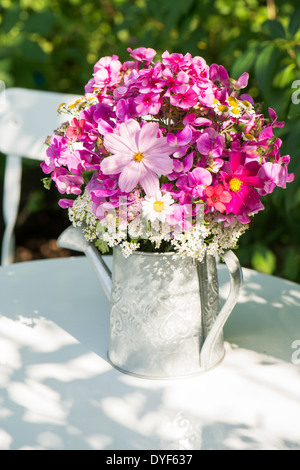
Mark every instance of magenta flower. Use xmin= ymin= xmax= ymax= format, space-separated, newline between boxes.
xmin=220 ymin=152 xmax=265 ymax=215
xmin=101 ymin=119 xmax=174 ymax=195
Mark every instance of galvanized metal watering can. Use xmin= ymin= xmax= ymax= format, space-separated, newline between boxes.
xmin=58 ymin=226 xmax=243 ymax=379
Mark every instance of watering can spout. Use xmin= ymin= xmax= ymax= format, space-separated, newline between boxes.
xmin=57 ymin=226 xmax=112 ymax=300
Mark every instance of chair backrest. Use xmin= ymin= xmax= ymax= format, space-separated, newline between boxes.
xmin=0 ymin=87 xmax=81 ymax=265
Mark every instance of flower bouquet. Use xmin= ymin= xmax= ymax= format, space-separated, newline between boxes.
xmin=41 ymin=47 xmax=294 ymax=262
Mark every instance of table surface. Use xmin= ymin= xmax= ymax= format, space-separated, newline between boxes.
xmin=0 ymin=255 xmax=300 ymax=451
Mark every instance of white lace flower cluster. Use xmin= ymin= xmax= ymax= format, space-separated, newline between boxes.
xmin=68 ymin=191 xmax=248 ymax=261
xmin=68 ymin=192 xmax=98 ymax=242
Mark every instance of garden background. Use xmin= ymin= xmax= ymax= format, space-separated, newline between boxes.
xmin=0 ymin=0 xmax=299 ymax=282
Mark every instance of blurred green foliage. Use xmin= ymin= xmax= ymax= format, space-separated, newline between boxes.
xmin=0 ymin=0 xmax=300 ymax=280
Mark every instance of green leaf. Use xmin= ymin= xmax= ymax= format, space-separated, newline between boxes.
xmin=254 ymin=44 xmax=282 ymax=98
xmin=288 ymin=6 xmax=300 ymax=37
xmin=41 ymin=177 xmax=52 ymax=190
xmin=273 ymin=63 xmax=295 ymax=89
xmin=261 ymin=19 xmax=286 ymax=39
xmin=230 ymin=45 xmax=258 ymax=78
xmin=95 ymin=238 xmax=110 ymax=254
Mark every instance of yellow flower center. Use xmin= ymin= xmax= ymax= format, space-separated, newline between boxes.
xmin=153 ymin=201 xmax=164 ymax=212
xmin=218 ymin=104 xmax=229 ymax=113
xmin=134 ymin=152 xmax=144 ymax=162
xmin=242 ymin=100 xmax=251 ymax=108
xmin=231 ymin=107 xmax=240 ymax=115
xmin=228 ymin=97 xmax=239 ymax=108
xmin=229 ymin=178 xmax=242 ymax=192
xmin=245 ymin=133 xmax=254 ymax=140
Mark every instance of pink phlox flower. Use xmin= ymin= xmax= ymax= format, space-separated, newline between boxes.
xmin=196 ymin=128 xmax=225 ymax=159
xmin=162 ymin=51 xmax=192 ymax=73
xmin=136 ymin=62 xmax=164 ymax=94
xmin=93 ymin=55 xmax=122 ymax=89
xmin=65 ymin=118 xmax=86 ymax=143
xmin=169 ymin=84 xmax=198 ymax=109
xmin=134 ymin=91 xmax=162 ymax=116
xmin=52 ymin=168 xmax=84 ymax=195
xmin=188 ymin=56 xmax=209 ymax=81
xmin=193 ymin=80 xmax=216 ymax=107
xmin=127 ymin=47 xmax=157 ymax=64
xmin=101 ymin=118 xmax=174 ymax=196
xmin=159 ymin=68 xmax=189 ymax=97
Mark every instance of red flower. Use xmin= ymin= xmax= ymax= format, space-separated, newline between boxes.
xmin=66 ymin=118 xmax=86 ymax=143
xmin=205 ymin=184 xmax=232 ymax=213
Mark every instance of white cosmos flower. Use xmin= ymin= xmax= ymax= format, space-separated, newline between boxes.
xmin=141 ymin=192 xmax=175 ymax=223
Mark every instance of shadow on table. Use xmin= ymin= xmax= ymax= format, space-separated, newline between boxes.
xmin=1 ymin=258 xmax=300 ymax=450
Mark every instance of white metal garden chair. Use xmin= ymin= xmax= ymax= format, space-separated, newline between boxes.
xmin=0 ymin=87 xmax=81 ymax=265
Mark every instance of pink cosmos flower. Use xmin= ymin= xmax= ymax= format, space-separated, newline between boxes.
xmin=220 ymin=152 xmax=265 ymax=215
xmin=101 ymin=119 xmax=174 ymax=195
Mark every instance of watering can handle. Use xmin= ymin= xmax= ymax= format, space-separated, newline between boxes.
xmin=57 ymin=226 xmax=112 ymax=300
xmin=200 ymin=250 xmax=243 ymax=368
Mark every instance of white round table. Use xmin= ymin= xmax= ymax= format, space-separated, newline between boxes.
xmin=0 ymin=256 xmax=300 ymax=450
